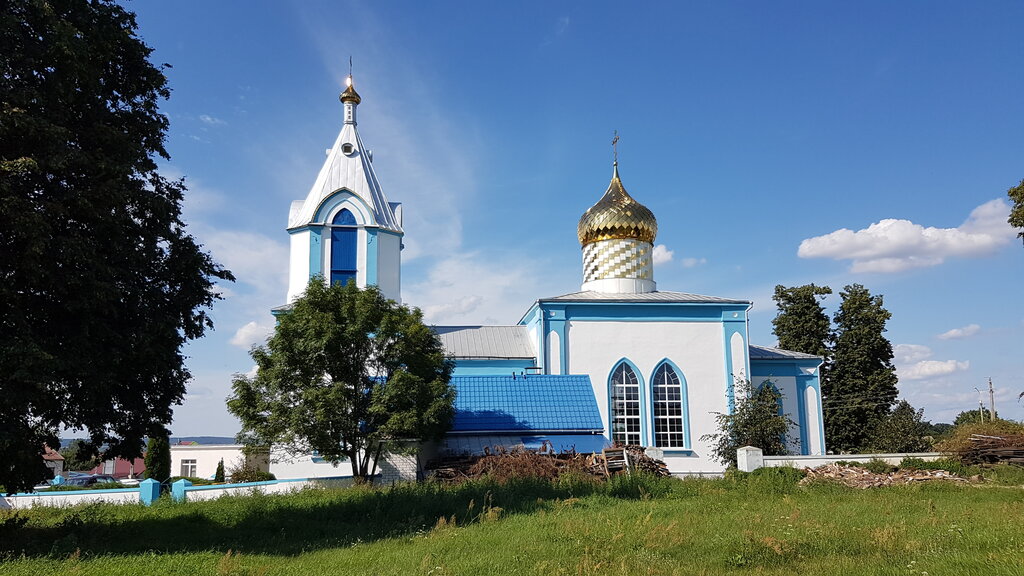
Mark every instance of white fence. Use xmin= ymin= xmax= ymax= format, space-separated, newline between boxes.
xmin=736 ymin=446 xmax=944 ymax=472
xmin=0 ymin=476 xmax=353 ymax=510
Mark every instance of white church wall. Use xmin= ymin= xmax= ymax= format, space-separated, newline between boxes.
xmin=287 ymin=229 xmax=312 ymax=302
xmin=377 ymin=231 xmax=402 ymax=301
xmin=805 ymin=385 xmax=823 ymax=454
xmin=564 ymin=319 xmax=730 ymax=472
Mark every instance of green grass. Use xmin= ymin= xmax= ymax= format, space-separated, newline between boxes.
xmin=2 ymin=469 xmax=1022 ymax=575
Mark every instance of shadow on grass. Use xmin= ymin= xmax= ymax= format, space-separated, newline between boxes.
xmin=1 ymin=475 xmax=661 ymax=559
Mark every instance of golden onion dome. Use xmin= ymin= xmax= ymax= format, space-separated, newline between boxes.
xmin=577 ymin=163 xmax=657 ymax=246
xmin=339 ymin=76 xmax=361 ymax=104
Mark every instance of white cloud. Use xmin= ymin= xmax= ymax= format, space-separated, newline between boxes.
xmin=898 ymin=359 xmax=970 ymax=381
xmin=894 ymin=343 xmax=932 ymax=364
xmin=937 ymin=324 xmax=981 ymax=340
xmin=229 ymin=321 xmax=273 ymax=349
xmin=199 ymin=114 xmax=227 ymax=126
xmin=681 ymin=257 xmax=707 ymax=268
xmin=798 ymin=199 xmax=1013 ymax=273
xmin=652 ymin=244 xmax=674 ymax=265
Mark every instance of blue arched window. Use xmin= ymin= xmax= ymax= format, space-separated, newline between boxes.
xmin=652 ymin=363 xmax=687 ymax=448
xmin=610 ymin=362 xmax=641 ymax=445
xmin=330 ymin=209 xmax=357 ymax=286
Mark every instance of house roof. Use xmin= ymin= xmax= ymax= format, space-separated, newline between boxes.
xmin=42 ymin=445 xmax=64 ymax=461
xmin=434 ymin=326 xmax=536 ymax=360
xmin=537 ymin=290 xmax=751 ymax=305
xmin=749 ymin=344 xmax=822 ymax=361
xmin=450 ymin=375 xmax=603 ymax=433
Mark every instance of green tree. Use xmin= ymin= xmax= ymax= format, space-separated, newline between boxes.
xmin=59 ymin=439 xmax=100 ymax=472
xmin=953 ymin=409 xmax=998 ymax=427
xmin=702 ymin=379 xmax=795 ymax=467
xmin=771 ymin=284 xmax=833 ymax=358
xmin=228 ymin=278 xmax=455 ymax=482
xmin=825 ymin=284 xmax=898 ymax=452
xmin=0 ymin=0 xmax=232 ymax=492
xmin=214 ymin=458 xmax=225 ymax=483
xmin=866 ymin=400 xmax=930 ymax=453
xmin=1009 ymin=178 xmax=1024 ymax=245
xmin=143 ymin=435 xmax=171 ymax=482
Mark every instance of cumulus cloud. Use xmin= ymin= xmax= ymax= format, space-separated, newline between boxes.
xmin=898 ymin=360 xmax=970 ymax=381
xmin=937 ymin=324 xmax=981 ymax=340
xmin=894 ymin=343 xmax=932 ymax=364
xmin=893 ymin=343 xmax=970 ymax=382
xmin=652 ymin=244 xmax=674 ymax=265
xmin=681 ymin=257 xmax=707 ymax=268
xmin=230 ymin=321 xmax=273 ymax=349
xmin=798 ymin=199 xmax=1013 ymax=273
xmin=199 ymin=114 xmax=227 ymax=126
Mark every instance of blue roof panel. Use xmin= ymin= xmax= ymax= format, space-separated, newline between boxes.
xmin=450 ymin=375 xmax=603 ymax=433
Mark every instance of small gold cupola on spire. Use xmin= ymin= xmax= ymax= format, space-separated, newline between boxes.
xmin=340 ymin=75 xmax=361 ymax=104
xmin=577 ymin=162 xmax=658 ymax=246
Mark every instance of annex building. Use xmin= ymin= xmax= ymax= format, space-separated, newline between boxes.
xmin=277 ymin=75 xmax=826 ymax=475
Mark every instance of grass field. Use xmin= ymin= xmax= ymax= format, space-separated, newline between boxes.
xmin=2 ymin=469 xmax=1022 ymax=575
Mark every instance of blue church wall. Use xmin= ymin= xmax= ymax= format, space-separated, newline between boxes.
xmin=451 ymin=358 xmax=535 ymax=376
xmin=751 ymin=358 xmax=823 ymax=456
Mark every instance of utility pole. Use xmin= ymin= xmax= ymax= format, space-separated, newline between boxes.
xmin=988 ymin=377 xmax=996 ymax=421
xmin=975 ymin=387 xmax=986 ymax=423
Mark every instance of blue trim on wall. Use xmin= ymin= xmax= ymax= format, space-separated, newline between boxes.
xmin=607 ymin=358 xmax=647 ymax=446
xmin=308 ymin=227 xmax=322 ymax=277
xmin=796 ymin=378 xmax=809 ymax=455
xmin=650 ymin=359 xmax=691 ymax=450
xmin=452 ymin=358 xmax=535 ymax=376
xmin=365 ymin=227 xmax=378 ymax=286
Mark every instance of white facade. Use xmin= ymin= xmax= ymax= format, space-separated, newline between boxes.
xmin=169 ymin=445 xmax=268 ymax=480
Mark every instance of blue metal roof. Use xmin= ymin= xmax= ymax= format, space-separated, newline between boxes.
xmin=450 ymin=375 xmax=603 ymax=433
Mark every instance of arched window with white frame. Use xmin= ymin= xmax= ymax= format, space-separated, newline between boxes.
xmin=610 ymin=362 xmax=641 ymax=445
xmin=652 ymin=362 xmax=687 ymax=448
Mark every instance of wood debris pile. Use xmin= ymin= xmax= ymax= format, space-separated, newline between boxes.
xmin=427 ymin=445 xmax=670 ymax=483
xmin=799 ymin=463 xmax=972 ymax=489
xmin=958 ymin=434 xmax=1024 ymax=465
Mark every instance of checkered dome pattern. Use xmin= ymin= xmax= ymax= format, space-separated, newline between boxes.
xmin=582 ymin=238 xmax=653 ymax=283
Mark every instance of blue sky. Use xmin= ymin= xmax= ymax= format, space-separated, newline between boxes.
xmin=127 ymin=1 xmax=1024 ymax=435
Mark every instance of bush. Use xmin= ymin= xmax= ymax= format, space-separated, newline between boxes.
xmin=229 ymin=464 xmax=276 ymax=483
xmin=862 ymin=459 xmax=896 ymax=474
xmin=143 ymin=436 xmax=171 ymax=482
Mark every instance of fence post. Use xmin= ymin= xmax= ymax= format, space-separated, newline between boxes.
xmin=737 ymin=446 xmax=764 ymax=472
xmin=171 ymin=479 xmax=192 ymax=502
xmin=139 ymin=478 xmax=160 ymax=506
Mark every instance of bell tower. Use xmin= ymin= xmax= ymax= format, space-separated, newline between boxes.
xmin=283 ymin=74 xmax=404 ymax=304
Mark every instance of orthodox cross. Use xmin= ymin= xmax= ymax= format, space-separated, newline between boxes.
xmin=612 ymin=130 xmax=620 ymax=163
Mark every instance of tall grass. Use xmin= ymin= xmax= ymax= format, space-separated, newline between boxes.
xmin=2 ymin=470 xmax=1021 ymax=575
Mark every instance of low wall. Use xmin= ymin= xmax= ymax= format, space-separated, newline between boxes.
xmin=0 ymin=476 xmax=353 ymax=509
xmin=762 ymin=453 xmax=943 ymax=469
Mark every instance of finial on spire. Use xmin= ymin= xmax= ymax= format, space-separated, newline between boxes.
xmin=612 ymin=130 xmax=620 ymax=165
xmin=340 ymin=58 xmax=361 ymax=106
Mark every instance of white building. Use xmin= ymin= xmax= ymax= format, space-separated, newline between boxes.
xmin=278 ymin=75 xmax=826 ymax=476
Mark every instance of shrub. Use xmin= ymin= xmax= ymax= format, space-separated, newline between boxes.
xmin=229 ymin=463 xmax=276 ymax=483
xmin=143 ymin=436 xmax=171 ymax=482
xmin=862 ymin=459 xmax=896 ymax=474
xmin=214 ymin=459 xmax=225 ymax=483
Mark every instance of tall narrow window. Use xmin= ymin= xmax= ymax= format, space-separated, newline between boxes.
xmin=331 ymin=209 xmax=357 ymax=286
xmin=652 ymin=363 xmax=686 ymax=448
xmin=610 ymin=362 xmax=641 ymax=445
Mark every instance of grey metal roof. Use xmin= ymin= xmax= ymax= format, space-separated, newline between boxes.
xmin=749 ymin=344 xmax=822 ymax=361
xmin=434 ymin=325 xmax=536 ymax=360
xmin=538 ymin=290 xmax=751 ymax=304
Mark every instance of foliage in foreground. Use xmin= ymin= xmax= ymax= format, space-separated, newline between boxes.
xmin=228 ymin=279 xmax=455 ymax=482
xmin=0 ymin=0 xmax=233 ymax=493
xmin=702 ymin=378 xmax=795 ymax=467
xmin=1 ymin=469 xmax=1022 ymax=576
xmin=1009 ymin=177 xmax=1024 ymax=244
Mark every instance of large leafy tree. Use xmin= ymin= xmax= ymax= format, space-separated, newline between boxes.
xmin=228 ymin=278 xmax=455 ymax=482
xmin=59 ymin=439 xmax=100 ymax=472
xmin=1009 ymin=178 xmax=1024 ymax=245
xmin=771 ymin=284 xmax=832 ymax=357
xmin=866 ymin=400 xmax=930 ymax=453
xmin=702 ymin=378 xmax=794 ymax=467
xmin=0 ymin=0 xmax=232 ymax=492
xmin=825 ymin=284 xmax=898 ymax=452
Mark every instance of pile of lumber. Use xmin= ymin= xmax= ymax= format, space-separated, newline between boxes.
xmin=427 ymin=445 xmax=670 ymax=483
xmin=958 ymin=434 xmax=1024 ymax=465
xmin=798 ymin=463 xmax=972 ymax=489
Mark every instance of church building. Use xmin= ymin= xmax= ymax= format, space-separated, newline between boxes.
xmin=279 ymin=76 xmax=826 ymax=475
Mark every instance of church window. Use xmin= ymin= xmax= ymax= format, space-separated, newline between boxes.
xmin=330 ymin=209 xmax=357 ymax=286
xmin=610 ymin=362 xmax=641 ymax=445
xmin=652 ymin=363 xmax=687 ymax=448
xmin=342 ymin=143 xmax=354 ymax=155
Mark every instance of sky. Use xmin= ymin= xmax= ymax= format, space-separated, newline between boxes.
xmin=124 ymin=1 xmax=1024 ymax=435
